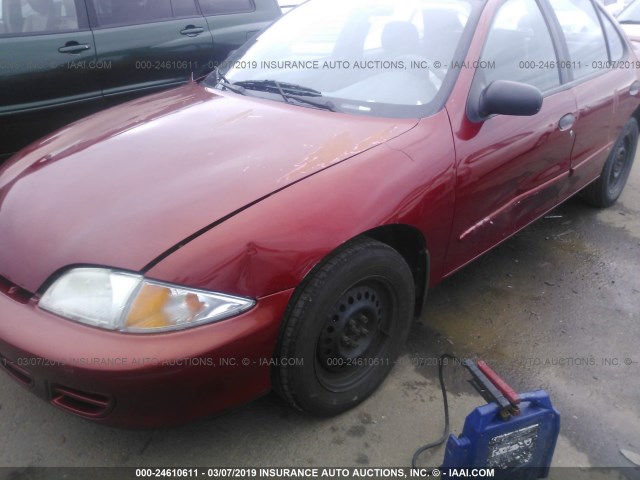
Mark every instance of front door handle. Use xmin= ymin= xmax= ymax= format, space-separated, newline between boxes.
xmin=558 ymin=113 xmax=575 ymax=132
xmin=180 ymin=26 xmax=205 ymax=36
xmin=58 ymin=42 xmax=91 ymax=54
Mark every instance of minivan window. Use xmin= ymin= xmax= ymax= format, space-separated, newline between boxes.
xmin=91 ymin=0 xmax=173 ymax=27
xmin=198 ymin=0 xmax=254 ymax=15
xmin=0 ymin=0 xmax=80 ymax=35
xmin=548 ymin=0 xmax=608 ymax=80
xmin=171 ymin=0 xmax=198 ymax=17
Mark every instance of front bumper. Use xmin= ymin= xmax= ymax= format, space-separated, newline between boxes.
xmin=0 ymin=283 xmax=293 ymax=428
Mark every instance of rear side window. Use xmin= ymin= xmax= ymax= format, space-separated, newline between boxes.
xmin=479 ymin=0 xmax=561 ymax=92
xmin=0 ymin=0 xmax=81 ymax=35
xmin=91 ymin=0 xmax=174 ymax=26
xmin=548 ymin=0 xmax=608 ymax=80
xmin=198 ymin=0 xmax=254 ymax=16
xmin=599 ymin=11 xmax=624 ymax=61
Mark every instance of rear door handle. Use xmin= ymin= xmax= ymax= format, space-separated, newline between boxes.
xmin=558 ymin=113 xmax=575 ymax=132
xmin=180 ymin=26 xmax=205 ymax=36
xmin=58 ymin=42 xmax=91 ymax=54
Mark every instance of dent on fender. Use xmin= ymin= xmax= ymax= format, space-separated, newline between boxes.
xmin=146 ymin=119 xmax=458 ymax=297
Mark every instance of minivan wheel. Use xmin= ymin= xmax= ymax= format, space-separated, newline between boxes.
xmin=272 ymin=237 xmax=415 ymax=416
xmin=581 ymin=117 xmax=638 ymax=208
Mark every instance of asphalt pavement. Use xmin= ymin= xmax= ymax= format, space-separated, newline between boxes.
xmin=1 ymin=158 xmax=639 ymax=480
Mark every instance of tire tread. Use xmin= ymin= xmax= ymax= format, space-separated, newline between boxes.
xmin=581 ymin=117 xmax=638 ymax=208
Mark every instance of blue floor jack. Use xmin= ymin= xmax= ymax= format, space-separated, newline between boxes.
xmin=413 ymin=356 xmax=560 ymax=479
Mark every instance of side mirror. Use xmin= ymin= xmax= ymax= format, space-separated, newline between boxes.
xmin=476 ymin=80 xmax=543 ymax=119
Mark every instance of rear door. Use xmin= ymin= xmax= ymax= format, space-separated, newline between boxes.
xmin=0 ymin=0 xmax=101 ymax=157
xmin=547 ymin=0 xmax=639 ymax=197
xmin=444 ymin=0 xmax=577 ymax=274
xmin=87 ymin=0 xmax=214 ymax=102
xmin=197 ymin=0 xmax=281 ymax=63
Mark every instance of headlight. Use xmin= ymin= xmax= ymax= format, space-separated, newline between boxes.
xmin=39 ymin=268 xmax=255 ymax=333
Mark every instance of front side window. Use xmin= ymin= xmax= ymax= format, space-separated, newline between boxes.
xmin=479 ymin=0 xmax=561 ymax=92
xmin=548 ymin=0 xmax=608 ymax=80
xmin=0 ymin=0 xmax=80 ymax=35
xmin=207 ymin=0 xmax=480 ymax=118
xmin=91 ymin=0 xmax=173 ymax=27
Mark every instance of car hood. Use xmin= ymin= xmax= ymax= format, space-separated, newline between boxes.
xmin=0 ymin=83 xmax=417 ymax=293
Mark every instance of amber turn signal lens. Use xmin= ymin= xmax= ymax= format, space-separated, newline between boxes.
xmin=125 ymin=284 xmax=172 ymax=329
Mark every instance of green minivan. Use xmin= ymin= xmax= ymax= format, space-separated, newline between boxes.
xmin=0 ymin=0 xmax=281 ymax=160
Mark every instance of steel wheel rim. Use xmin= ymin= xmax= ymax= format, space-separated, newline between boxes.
xmin=315 ymin=278 xmax=395 ymax=392
xmin=608 ymin=135 xmax=632 ymax=197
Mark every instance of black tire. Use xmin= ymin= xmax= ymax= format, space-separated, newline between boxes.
xmin=581 ymin=117 xmax=638 ymax=208
xmin=272 ymin=237 xmax=415 ymax=416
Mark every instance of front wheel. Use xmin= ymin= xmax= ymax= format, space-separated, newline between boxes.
xmin=581 ymin=117 xmax=638 ymax=208
xmin=272 ymin=237 xmax=415 ymax=416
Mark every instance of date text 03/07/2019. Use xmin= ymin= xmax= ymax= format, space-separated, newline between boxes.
xmin=134 ymin=467 xmax=496 ymax=478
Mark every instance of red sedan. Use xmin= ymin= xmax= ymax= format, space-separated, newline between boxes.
xmin=0 ymin=0 xmax=638 ymax=427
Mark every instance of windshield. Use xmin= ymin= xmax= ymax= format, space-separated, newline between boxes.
xmin=619 ymin=0 xmax=640 ymax=22
xmin=205 ymin=0 xmax=480 ymax=118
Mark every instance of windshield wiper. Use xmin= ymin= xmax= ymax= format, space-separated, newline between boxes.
xmin=233 ymin=80 xmax=337 ymax=111
xmin=281 ymin=92 xmax=338 ymax=112
xmin=618 ymin=19 xmax=640 ymax=24
xmin=273 ymin=81 xmax=324 ymax=97
xmin=234 ymin=80 xmax=322 ymax=96
xmin=215 ymin=68 xmax=246 ymax=95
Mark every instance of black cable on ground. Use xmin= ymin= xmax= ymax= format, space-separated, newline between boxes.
xmin=411 ymin=353 xmax=461 ymax=468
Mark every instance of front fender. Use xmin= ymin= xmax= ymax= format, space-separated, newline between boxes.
xmin=145 ymin=112 xmax=456 ymax=299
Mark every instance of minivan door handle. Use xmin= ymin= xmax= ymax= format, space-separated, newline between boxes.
xmin=558 ymin=113 xmax=575 ymax=132
xmin=58 ymin=42 xmax=91 ymax=54
xmin=180 ymin=26 xmax=205 ymax=36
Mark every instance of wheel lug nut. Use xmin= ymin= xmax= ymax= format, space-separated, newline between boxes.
xmin=358 ymin=314 xmax=368 ymax=324
xmin=349 ymin=319 xmax=361 ymax=335
xmin=342 ymin=335 xmax=355 ymax=347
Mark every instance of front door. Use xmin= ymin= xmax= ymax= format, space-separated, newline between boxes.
xmin=444 ymin=0 xmax=576 ymax=275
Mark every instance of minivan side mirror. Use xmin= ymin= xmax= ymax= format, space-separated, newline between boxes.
xmin=477 ymin=80 xmax=543 ymax=119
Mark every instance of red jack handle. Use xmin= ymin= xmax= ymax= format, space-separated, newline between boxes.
xmin=477 ymin=360 xmax=521 ymax=406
